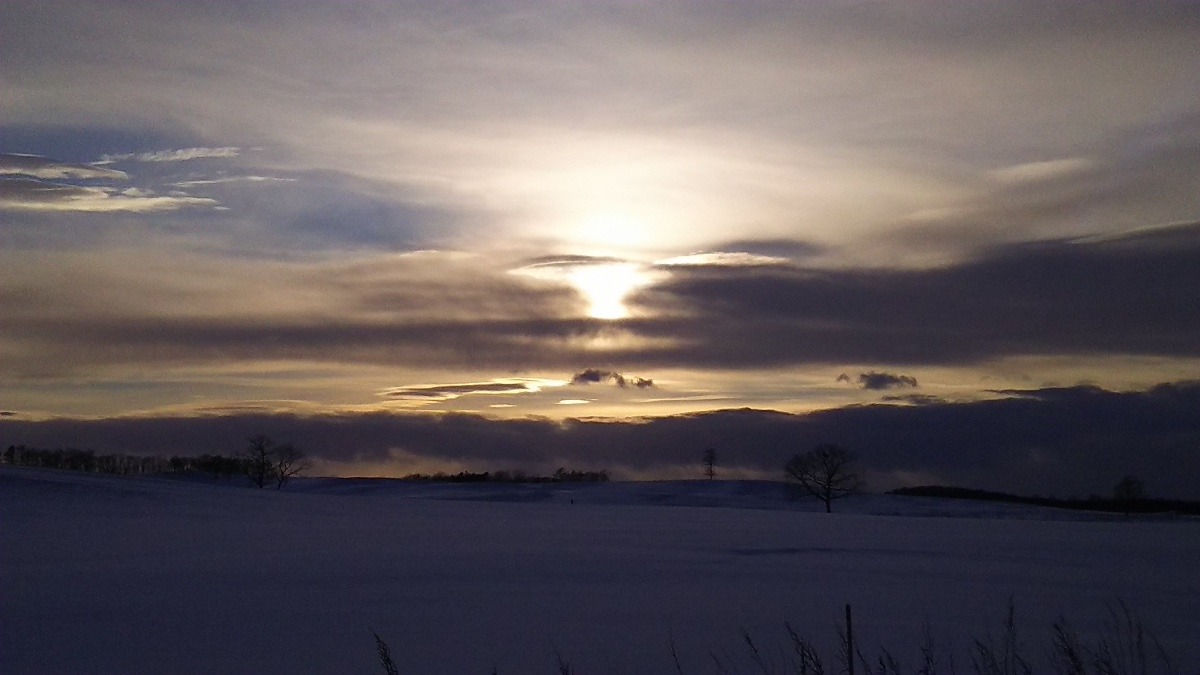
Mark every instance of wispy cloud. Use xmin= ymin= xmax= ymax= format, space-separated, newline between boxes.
xmin=0 ymin=178 xmax=218 ymax=213
xmin=1 ymin=153 xmax=127 ymax=180
xmin=0 ymin=153 xmax=127 ymax=181
xmin=379 ymin=378 xmax=564 ymax=403
xmin=988 ymin=157 xmax=1097 ymax=185
xmin=0 ymin=152 xmax=223 ymax=213
xmin=655 ymin=251 xmax=791 ymax=267
xmin=170 ymin=175 xmax=296 ymax=187
xmin=99 ymin=147 xmax=240 ymax=163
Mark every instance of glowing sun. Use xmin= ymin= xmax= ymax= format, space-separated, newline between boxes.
xmin=566 ymin=262 xmax=658 ymax=320
xmin=513 ymin=259 xmax=663 ymax=320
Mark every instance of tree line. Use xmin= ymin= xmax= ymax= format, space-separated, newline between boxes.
xmin=3 ymin=434 xmax=311 ymax=490
xmin=5 ymin=444 xmax=183 ymax=475
xmin=399 ymin=467 xmax=610 ymax=483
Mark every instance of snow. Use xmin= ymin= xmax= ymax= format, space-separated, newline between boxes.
xmin=2 ymin=466 xmax=1197 ymax=673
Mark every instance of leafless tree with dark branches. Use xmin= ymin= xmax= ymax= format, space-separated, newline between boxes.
xmin=243 ymin=434 xmax=275 ymax=489
xmin=241 ymin=434 xmax=310 ymax=489
xmin=784 ymin=443 xmax=864 ymax=513
xmin=273 ymin=443 xmax=311 ymax=490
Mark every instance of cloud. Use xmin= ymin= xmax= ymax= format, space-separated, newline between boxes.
xmin=4 ymin=224 xmax=1199 ymax=382
xmin=4 ymin=2 xmax=1200 ymax=395
xmin=570 ymin=369 xmax=654 ymax=389
xmin=3 ymin=382 xmax=1197 ymax=498
xmin=3 ymin=1 xmax=1197 ymax=267
xmin=0 ymin=177 xmax=218 ymax=213
xmin=518 ymin=255 xmax=629 ymax=269
xmin=0 ymin=153 xmax=128 ymax=181
xmin=99 ymin=147 xmax=240 ymax=163
xmin=655 ymin=251 xmax=792 ymax=267
xmin=988 ymin=157 xmax=1097 ymax=185
xmin=839 ymin=371 xmax=919 ymax=390
xmin=379 ymin=379 xmax=561 ymax=402
xmin=631 ymin=222 xmax=1200 ymax=367
xmin=880 ymin=394 xmax=946 ymax=406
xmin=169 ymin=175 xmax=297 ymax=187
xmin=0 ymin=248 xmax=587 ymax=378
xmin=0 ymin=151 xmax=221 ymax=213
xmin=706 ymin=239 xmax=826 ymax=262
xmin=886 ymin=109 xmax=1200 ymax=255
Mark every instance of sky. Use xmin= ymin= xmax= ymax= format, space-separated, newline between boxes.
xmin=2 ymin=1 xmax=1199 ymax=495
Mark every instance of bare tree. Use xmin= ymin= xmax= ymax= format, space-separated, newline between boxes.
xmin=784 ymin=443 xmax=864 ymax=513
xmin=273 ymin=443 xmax=311 ymax=490
xmin=703 ymin=448 xmax=716 ymax=480
xmin=241 ymin=435 xmax=310 ymax=489
xmin=243 ymin=434 xmax=275 ymax=488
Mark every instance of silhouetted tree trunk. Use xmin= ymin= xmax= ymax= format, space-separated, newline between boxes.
xmin=703 ymin=448 xmax=716 ymax=480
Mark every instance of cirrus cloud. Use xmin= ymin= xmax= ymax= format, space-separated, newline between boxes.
xmin=98 ymin=146 xmax=240 ymax=163
xmin=0 ymin=177 xmax=218 ymax=213
xmin=0 ymin=153 xmax=128 ymax=181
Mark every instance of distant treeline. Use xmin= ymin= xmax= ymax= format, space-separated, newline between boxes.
xmin=3 ymin=445 xmax=250 ymax=478
xmin=2 ymin=446 xmax=610 ymax=484
xmin=400 ymin=468 xmax=610 ymax=483
xmin=890 ymin=485 xmax=1200 ymax=516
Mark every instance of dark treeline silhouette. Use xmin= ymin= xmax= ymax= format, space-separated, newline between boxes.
xmin=4 ymin=444 xmax=605 ymax=486
xmin=170 ymin=453 xmax=251 ymax=478
xmin=3 ymin=444 xmax=250 ymax=478
xmin=4 ymin=435 xmax=310 ymax=489
xmin=891 ymin=485 xmax=1200 ymax=516
xmin=400 ymin=467 xmax=609 ymax=484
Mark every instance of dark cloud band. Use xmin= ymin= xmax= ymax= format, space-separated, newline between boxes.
xmin=3 ymin=382 xmax=1197 ymax=499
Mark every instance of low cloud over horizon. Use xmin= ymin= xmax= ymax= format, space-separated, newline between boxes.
xmin=4 ymin=382 xmax=1198 ymax=500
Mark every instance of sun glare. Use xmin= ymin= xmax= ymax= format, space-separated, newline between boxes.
xmin=513 ymin=259 xmax=663 ymax=320
xmin=572 ymin=213 xmax=652 ymax=256
xmin=567 ymin=262 xmax=658 ymax=320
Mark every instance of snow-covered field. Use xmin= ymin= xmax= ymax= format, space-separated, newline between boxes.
xmin=2 ymin=467 xmax=1197 ymax=673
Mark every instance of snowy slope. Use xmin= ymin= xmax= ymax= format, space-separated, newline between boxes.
xmin=2 ymin=466 xmax=1197 ymax=673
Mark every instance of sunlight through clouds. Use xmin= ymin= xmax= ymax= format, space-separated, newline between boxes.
xmin=512 ymin=257 xmax=666 ymax=320
xmin=563 ymin=261 xmax=658 ymax=320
